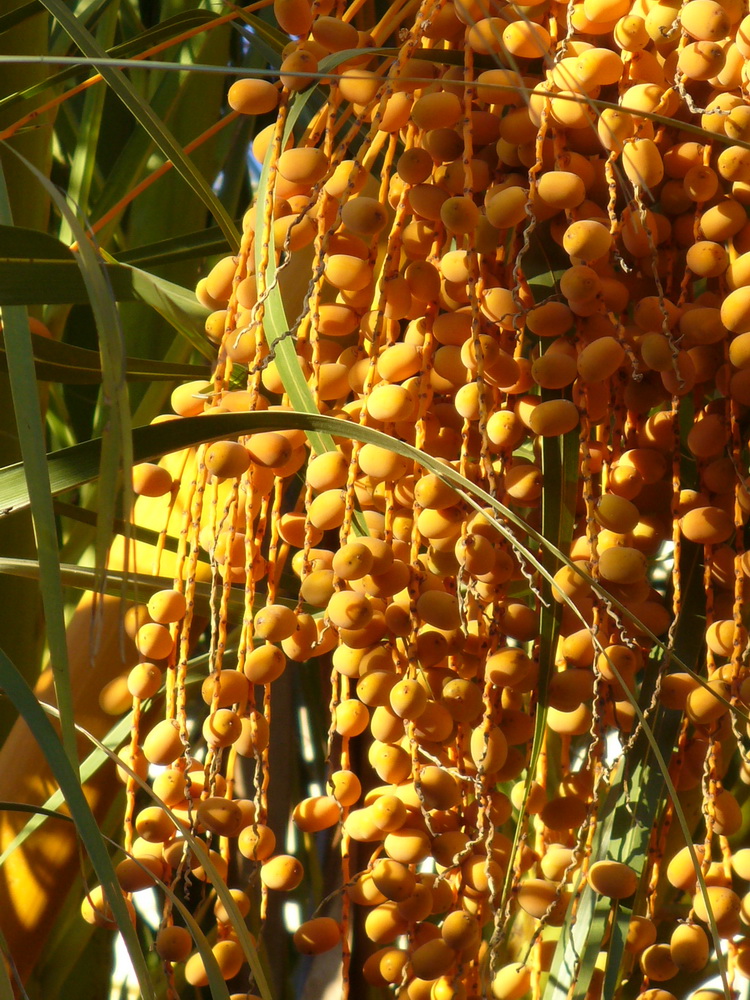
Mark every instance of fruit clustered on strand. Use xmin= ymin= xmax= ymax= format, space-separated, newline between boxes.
xmin=87 ymin=0 xmax=750 ymax=996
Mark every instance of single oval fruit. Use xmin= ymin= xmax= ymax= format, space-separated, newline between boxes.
xmin=588 ymin=860 xmax=638 ymax=898
xmin=228 ymin=78 xmax=279 ymax=115
xmin=293 ymin=917 xmax=341 ymax=955
xmin=260 ymin=855 xmax=304 ymax=891
xmin=680 ymin=506 xmax=734 ymax=545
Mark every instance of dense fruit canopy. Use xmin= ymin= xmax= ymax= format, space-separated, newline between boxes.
xmin=74 ymin=0 xmax=750 ymax=996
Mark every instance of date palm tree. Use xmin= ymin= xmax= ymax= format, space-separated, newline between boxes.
xmin=0 ymin=1 xmax=748 ymax=999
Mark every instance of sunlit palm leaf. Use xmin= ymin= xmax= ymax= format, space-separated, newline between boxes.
xmin=39 ymin=0 xmax=240 ymax=247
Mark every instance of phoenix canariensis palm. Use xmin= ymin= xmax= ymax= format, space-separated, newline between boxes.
xmin=2 ymin=0 xmax=750 ymax=999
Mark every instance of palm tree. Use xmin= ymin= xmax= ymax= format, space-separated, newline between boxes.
xmin=0 ymin=0 xmax=749 ymax=998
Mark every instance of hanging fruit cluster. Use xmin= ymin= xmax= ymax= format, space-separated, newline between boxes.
xmin=87 ymin=0 xmax=750 ymax=996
